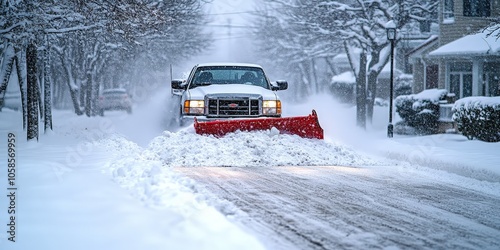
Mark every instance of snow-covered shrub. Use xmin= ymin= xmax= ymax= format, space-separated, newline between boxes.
xmin=395 ymin=89 xmax=448 ymax=135
xmin=452 ymin=97 xmax=500 ymax=142
xmin=330 ymin=71 xmax=355 ymax=103
xmin=394 ymin=74 xmax=413 ymax=97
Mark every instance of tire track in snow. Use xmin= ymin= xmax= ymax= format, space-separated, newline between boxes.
xmin=176 ymin=166 xmax=500 ymax=250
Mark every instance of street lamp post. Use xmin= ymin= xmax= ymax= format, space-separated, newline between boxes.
xmin=386 ymin=21 xmax=396 ymax=138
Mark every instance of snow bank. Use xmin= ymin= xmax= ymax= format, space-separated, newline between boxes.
xmin=92 ymin=135 xmax=265 ymax=250
xmin=97 ymin=135 xmax=236 ymax=214
xmin=147 ymin=128 xmax=382 ymax=168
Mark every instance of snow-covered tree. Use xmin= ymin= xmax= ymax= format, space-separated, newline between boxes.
xmin=485 ymin=23 xmax=500 ymax=39
xmin=0 ymin=1 xmax=69 ymax=136
xmin=329 ymin=0 xmax=437 ymax=125
xmin=47 ymin=0 xmax=211 ymax=116
xmin=253 ymin=0 xmax=345 ymax=100
xmin=253 ymin=0 xmax=437 ymax=127
xmin=26 ymin=42 xmax=39 ymax=141
xmin=1 ymin=0 xmax=211 ymax=139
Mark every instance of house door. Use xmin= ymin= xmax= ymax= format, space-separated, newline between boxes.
xmin=449 ymin=62 xmax=473 ymax=98
xmin=450 ymin=73 xmax=473 ymax=98
xmin=425 ymin=64 xmax=438 ymax=89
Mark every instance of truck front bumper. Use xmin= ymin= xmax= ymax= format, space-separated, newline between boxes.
xmin=180 ymin=115 xmax=281 ymax=125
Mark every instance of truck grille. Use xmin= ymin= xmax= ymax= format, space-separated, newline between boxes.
xmin=208 ymin=98 xmax=260 ymax=117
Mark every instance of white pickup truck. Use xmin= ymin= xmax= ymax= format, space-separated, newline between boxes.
xmin=171 ymin=63 xmax=288 ymax=126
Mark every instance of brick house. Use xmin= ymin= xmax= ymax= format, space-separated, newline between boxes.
xmin=408 ymin=0 xmax=500 ymax=132
xmin=409 ymin=0 xmax=500 ymax=99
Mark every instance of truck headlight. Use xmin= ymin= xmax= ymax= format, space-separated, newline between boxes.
xmin=184 ymin=100 xmax=204 ymax=115
xmin=263 ymin=100 xmax=281 ymax=115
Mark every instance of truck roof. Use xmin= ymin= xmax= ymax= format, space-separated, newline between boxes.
xmin=196 ymin=62 xmax=263 ymax=68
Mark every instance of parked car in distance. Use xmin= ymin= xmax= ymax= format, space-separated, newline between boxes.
xmin=98 ymin=88 xmax=132 ymax=116
xmin=1 ymin=78 xmax=22 ymax=111
xmin=1 ymin=91 xmax=22 ymax=111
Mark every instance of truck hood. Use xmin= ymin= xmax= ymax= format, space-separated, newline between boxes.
xmin=186 ymin=84 xmax=278 ymax=100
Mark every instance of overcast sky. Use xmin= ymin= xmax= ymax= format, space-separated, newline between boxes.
xmin=189 ymin=0 xmax=257 ymax=65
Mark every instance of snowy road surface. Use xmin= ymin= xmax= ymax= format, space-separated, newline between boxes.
xmin=3 ymin=91 xmax=499 ymax=250
xmin=106 ymin=91 xmax=500 ymax=250
xmin=176 ymin=166 xmax=500 ymax=250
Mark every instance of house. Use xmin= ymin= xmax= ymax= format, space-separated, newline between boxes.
xmin=407 ymin=0 xmax=500 ymax=133
xmin=410 ymin=0 xmax=500 ymax=99
xmin=407 ymin=35 xmax=439 ymax=94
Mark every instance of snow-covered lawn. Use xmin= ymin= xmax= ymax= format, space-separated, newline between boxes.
xmin=1 ymin=91 xmax=499 ymax=249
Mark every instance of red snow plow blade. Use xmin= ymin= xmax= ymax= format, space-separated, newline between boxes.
xmin=194 ymin=110 xmax=323 ymax=139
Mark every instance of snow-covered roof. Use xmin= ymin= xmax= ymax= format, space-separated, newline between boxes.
xmin=407 ymin=35 xmax=438 ymax=58
xmin=429 ymin=28 xmax=500 ymax=57
xmin=331 ymin=71 xmax=355 ymax=84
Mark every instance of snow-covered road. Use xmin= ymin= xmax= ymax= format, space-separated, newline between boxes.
xmin=3 ymin=88 xmax=499 ymax=250
xmin=176 ymin=166 xmax=500 ymax=250
xmin=106 ymin=90 xmax=500 ymax=250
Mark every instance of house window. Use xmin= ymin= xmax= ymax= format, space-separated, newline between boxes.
xmin=463 ymin=0 xmax=490 ymax=17
xmin=449 ymin=62 xmax=473 ymax=98
xmin=443 ymin=0 xmax=454 ymax=23
xmin=484 ymin=62 xmax=500 ymax=96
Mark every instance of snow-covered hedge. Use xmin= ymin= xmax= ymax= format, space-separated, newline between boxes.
xmin=395 ymin=89 xmax=448 ymax=135
xmin=330 ymin=71 xmax=355 ymax=103
xmin=452 ymin=97 xmax=500 ymax=142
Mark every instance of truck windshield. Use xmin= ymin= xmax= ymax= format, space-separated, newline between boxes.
xmin=190 ymin=66 xmax=270 ymax=89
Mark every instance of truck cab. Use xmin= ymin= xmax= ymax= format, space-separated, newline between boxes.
xmin=171 ymin=63 xmax=288 ymax=126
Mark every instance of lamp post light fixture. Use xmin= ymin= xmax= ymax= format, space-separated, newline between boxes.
xmin=386 ymin=20 xmax=396 ymax=138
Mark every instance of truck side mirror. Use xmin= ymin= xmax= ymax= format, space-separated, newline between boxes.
xmin=272 ymin=80 xmax=288 ymax=91
xmin=171 ymin=79 xmax=185 ymax=90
